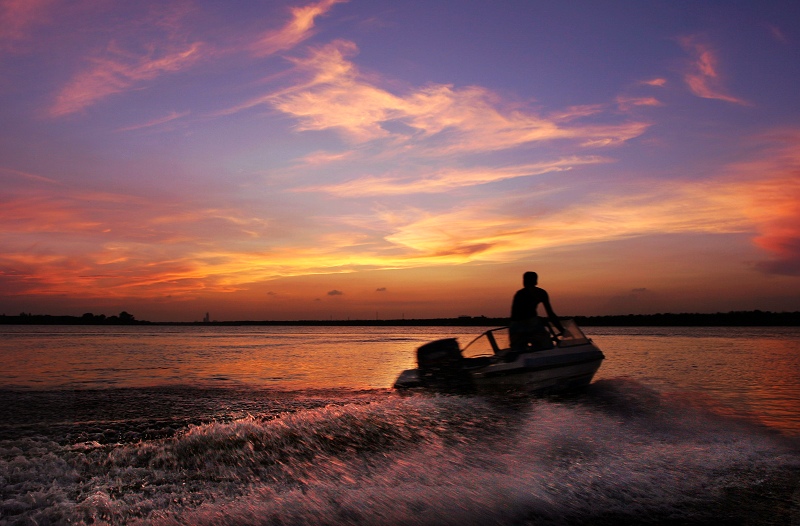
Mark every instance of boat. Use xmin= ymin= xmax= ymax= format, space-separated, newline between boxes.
xmin=393 ymin=318 xmax=604 ymax=394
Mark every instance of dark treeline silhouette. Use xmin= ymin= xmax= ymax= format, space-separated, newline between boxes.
xmin=0 ymin=311 xmax=145 ymax=325
xmin=167 ymin=316 xmax=511 ymax=327
xmin=1 ymin=310 xmax=798 ymax=326
xmin=573 ymin=310 xmax=800 ymax=327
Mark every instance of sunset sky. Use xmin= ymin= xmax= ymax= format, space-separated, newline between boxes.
xmin=1 ymin=0 xmax=799 ymax=322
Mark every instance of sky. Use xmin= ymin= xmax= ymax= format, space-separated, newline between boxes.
xmin=1 ymin=0 xmax=799 ymax=322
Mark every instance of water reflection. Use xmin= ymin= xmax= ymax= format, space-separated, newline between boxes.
xmin=589 ymin=326 xmax=800 ymax=435
xmin=1 ymin=325 xmax=798 ymax=435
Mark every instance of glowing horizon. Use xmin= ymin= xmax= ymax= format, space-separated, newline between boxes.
xmin=1 ymin=0 xmax=798 ymax=321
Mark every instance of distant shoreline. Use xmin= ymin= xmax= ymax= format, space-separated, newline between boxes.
xmin=1 ymin=310 xmax=798 ymax=326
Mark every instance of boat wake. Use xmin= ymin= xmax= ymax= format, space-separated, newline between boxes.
xmin=1 ymin=379 xmax=798 ymax=525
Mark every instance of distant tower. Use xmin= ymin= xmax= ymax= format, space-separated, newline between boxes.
xmin=203 ymin=312 xmax=210 ymax=323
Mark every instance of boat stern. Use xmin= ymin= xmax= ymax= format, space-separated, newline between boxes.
xmin=393 ymin=368 xmax=423 ymax=389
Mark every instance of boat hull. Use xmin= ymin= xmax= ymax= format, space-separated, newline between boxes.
xmin=471 ymin=347 xmax=603 ymax=393
xmin=394 ymin=343 xmax=604 ymax=394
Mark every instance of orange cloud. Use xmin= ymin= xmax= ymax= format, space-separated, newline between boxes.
xmin=679 ymin=36 xmax=748 ymax=105
xmin=231 ymin=40 xmax=649 ymax=152
xmin=6 ymin=126 xmax=798 ymax=302
xmin=250 ymin=0 xmax=347 ymax=56
xmin=375 ymin=133 xmax=800 ymax=272
xmin=1 ymin=186 xmax=397 ymax=300
xmin=719 ymin=131 xmax=800 ymax=275
xmin=0 ymin=171 xmax=790 ymax=302
xmin=378 ymin=185 xmax=742 ymax=266
xmin=297 ymin=150 xmax=356 ymax=166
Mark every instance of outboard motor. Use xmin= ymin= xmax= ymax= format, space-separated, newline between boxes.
xmin=416 ymin=338 xmax=474 ymax=392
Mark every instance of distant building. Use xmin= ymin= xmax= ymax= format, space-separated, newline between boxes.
xmin=203 ymin=312 xmax=210 ymax=323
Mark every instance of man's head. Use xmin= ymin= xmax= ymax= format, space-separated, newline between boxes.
xmin=523 ymin=271 xmax=538 ymax=288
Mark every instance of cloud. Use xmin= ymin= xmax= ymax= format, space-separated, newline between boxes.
xmin=376 ymin=287 xmax=386 ymax=292
xmin=754 ymin=239 xmax=800 ymax=276
xmin=0 ymin=0 xmax=53 ymax=51
xmin=765 ymin=24 xmax=788 ymax=44
xmin=616 ymin=96 xmax=662 ymax=111
xmin=250 ymin=0 xmax=347 ymax=56
xmin=373 ymin=130 xmax=800 ymax=272
xmin=296 ymin=150 xmax=355 ymax=166
xmin=0 ymin=187 xmax=283 ymax=299
xmin=723 ymin=131 xmax=800 ymax=276
xmin=44 ymin=0 xmax=350 ymax=118
xmin=376 ymin=169 xmax=788 ymax=266
xmin=327 ymin=289 xmax=343 ymax=295
xmin=116 ymin=110 xmax=190 ymax=132
xmin=3 ymin=135 xmax=797 ymax=300
xmin=50 ymin=42 xmax=203 ymax=117
xmin=641 ymin=78 xmax=667 ymax=87
xmin=678 ymin=36 xmax=748 ymax=105
xmin=232 ymin=40 xmax=649 ymax=153
xmin=0 ymin=166 xmax=60 ymax=185
xmin=301 ymin=157 xmax=609 ymax=196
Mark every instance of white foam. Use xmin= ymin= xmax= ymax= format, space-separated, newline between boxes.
xmin=1 ymin=381 xmax=797 ymax=525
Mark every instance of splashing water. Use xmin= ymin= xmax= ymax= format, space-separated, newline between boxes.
xmin=1 ymin=379 xmax=797 ymax=525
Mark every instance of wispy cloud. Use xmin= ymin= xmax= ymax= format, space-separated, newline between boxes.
xmin=296 ymin=150 xmax=356 ymax=166
xmin=679 ymin=36 xmax=748 ymax=105
xmin=47 ymin=0 xmax=349 ymax=118
xmin=0 ymin=166 xmax=60 ymax=185
xmin=231 ymin=40 xmax=649 ymax=153
xmin=616 ymin=96 xmax=662 ymax=111
xmin=116 ymin=110 xmax=190 ymax=132
xmin=301 ymin=157 xmax=609 ymax=196
xmin=250 ymin=0 xmax=347 ymax=56
xmin=50 ymin=42 xmax=203 ymax=117
xmin=378 ymin=180 xmax=752 ymax=266
xmin=374 ymin=132 xmax=800 ymax=270
xmin=641 ymin=78 xmax=667 ymax=87
xmin=765 ymin=24 xmax=788 ymax=44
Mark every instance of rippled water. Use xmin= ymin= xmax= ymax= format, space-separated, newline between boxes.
xmin=0 ymin=325 xmax=467 ymax=391
xmin=1 ymin=325 xmax=798 ymax=525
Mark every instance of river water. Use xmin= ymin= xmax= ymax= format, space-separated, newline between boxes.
xmin=1 ymin=325 xmax=798 ymax=525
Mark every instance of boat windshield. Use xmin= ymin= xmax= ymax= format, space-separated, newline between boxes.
xmin=460 ymin=319 xmax=590 ymax=357
xmin=557 ymin=319 xmax=591 ymax=347
xmin=461 ymin=328 xmax=509 ymax=358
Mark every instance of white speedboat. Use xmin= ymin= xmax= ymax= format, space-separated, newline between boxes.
xmin=393 ymin=319 xmax=604 ymax=394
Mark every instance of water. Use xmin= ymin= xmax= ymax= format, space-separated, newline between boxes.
xmin=1 ymin=325 xmax=798 ymax=525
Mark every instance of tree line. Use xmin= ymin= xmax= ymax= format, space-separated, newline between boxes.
xmin=0 ymin=310 xmax=797 ymax=326
xmin=0 ymin=311 xmax=145 ymax=325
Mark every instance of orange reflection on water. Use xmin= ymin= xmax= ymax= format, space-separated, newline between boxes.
xmin=591 ymin=327 xmax=800 ymax=436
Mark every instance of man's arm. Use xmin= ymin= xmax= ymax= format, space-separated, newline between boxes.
xmin=541 ymin=291 xmax=565 ymax=333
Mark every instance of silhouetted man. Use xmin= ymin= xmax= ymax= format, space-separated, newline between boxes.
xmin=510 ymin=271 xmax=564 ymax=351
